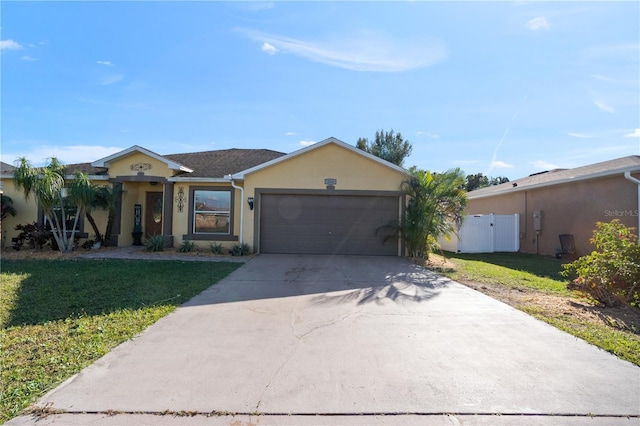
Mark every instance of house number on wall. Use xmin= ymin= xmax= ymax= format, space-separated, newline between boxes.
xmin=130 ymin=162 xmax=152 ymax=172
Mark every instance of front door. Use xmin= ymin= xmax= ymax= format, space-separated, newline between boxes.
xmin=145 ymin=192 xmax=163 ymax=237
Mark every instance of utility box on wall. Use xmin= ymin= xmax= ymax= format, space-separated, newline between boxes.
xmin=533 ymin=210 xmax=543 ymax=231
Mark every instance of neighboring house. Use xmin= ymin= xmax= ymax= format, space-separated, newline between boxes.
xmin=1 ymin=137 xmax=408 ymax=256
xmin=466 ymin=156 xmax=640 ymax=257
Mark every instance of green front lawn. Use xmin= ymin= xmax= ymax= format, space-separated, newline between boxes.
xmin=440 ymin=252 xmax=570 ymax=295
xmin=0 ymin=259 xmax=241 ymax=424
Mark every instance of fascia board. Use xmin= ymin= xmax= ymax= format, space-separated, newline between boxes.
xmin=91 ymin=145 xmax=194 ymax=173
xmin=168 ymin=177 xmax=231 ymax=183
xmin=468 ymin=166 xmax=640 ymax=200
xmin=232 ymin=136 xmax=408 ymax=179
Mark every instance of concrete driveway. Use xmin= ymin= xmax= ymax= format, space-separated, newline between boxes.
xmin=10 ymin=254 xmax=640 ymax=425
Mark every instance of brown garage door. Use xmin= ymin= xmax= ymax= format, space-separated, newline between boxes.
xmin=260 ymin=194 xmax=399 ymax=255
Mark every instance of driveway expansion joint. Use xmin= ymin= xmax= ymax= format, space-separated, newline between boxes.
xmin=26 ymin=407 xmax=640 ymax=419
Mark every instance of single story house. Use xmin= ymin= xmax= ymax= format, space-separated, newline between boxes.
xmin=465 ymin=155 xmax=640 ymax=257
xmin=1 ymin=137 xmax=408 ymax=256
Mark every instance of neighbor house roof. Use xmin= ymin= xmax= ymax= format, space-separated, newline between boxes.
xmin=468 ymin=155 xmax=640 ymax=200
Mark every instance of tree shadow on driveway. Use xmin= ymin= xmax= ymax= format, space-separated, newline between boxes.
xmin=179 ymin=254 xmax=456 ymax=308
xmin=308 ymin=269 xmax=452 ymax=307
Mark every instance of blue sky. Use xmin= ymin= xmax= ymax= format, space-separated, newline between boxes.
xmin=1 ymin=1 xmax=639 ymax=180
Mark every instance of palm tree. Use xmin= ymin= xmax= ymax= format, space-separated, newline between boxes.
xmin=399 ymin=167 xmax=467 ymax=259
xmin=88 ymin=184 xmax=123 ymax=246
xmin=13 ymin=157 xmax=96 ymax=253
xmin=1 ymin=194 xmax=17 ymax=221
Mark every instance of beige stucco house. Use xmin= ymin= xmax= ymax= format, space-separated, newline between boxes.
xmin=1 ymin=137 xmax=408 ymax=256
xmin=466 ymin=156 xmax=640 ymax=257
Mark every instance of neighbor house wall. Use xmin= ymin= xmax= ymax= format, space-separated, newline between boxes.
xmin=467 ymin=173 xmax=639 ymax=256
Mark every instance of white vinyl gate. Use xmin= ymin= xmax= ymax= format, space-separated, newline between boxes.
xmin=439 ymin=214 xmax=520 ymax=253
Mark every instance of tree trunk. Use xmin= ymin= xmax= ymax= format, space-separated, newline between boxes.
xmin=103 ymin=211 xmax=115 ymax=247
xmin=85 ymin=212 xmax=104 ymax=243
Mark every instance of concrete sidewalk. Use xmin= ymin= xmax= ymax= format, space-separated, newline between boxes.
xmin=9 ymin=255 xmax=640 ymax=425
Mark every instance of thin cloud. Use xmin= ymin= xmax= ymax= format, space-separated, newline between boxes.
xmin=594 ymin=100 xmax=614 ymax=113
xmin=1 ymin=144 xmax=124 ymax=167
xmin=298 ymin=140 xmax=316 ymax=147
xmin=0 ymin=39 xmax=23 ymax=50
xmin=238 ymin=28 xmax=447 ymax=72
xmin=527 ymin=17 xmax=550 ymax=31
xmin=624 ymin=129 xmax=640 ymax=138
xmin=99 ymin=74 xmax=124 ymax=86
xmin=284 ymin=131 xmax=297 ymax=136
xmin=583 ymin=43 xmax=640 ymax=59
xmin=235 ymin=2 xmax=275 ymax=12
xmin=261 ymin=42 xmax=278 ymax=55
xmin=531 ymin=160 xmax=561 ymax=170
xmin=416 ymin=131 xmax=439 ymax=139
xmin=21 ymin=55 xmax=37 ymax=61
xmin=566 ymin=132 xmax=594 ymax=138
xmin=97 ymin=60 xmax=115 ymax=66
xmin=490 ymin=160 xmax=515 ymax=169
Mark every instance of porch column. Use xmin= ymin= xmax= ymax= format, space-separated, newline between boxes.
xmin=163 ymin=182 xmax=174 ymax=247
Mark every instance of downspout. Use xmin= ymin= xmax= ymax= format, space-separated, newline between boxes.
xmin=624 ymin=172 xmax=640 ymax=236
xmin=228 ymin=175 xmax=244 ymax=244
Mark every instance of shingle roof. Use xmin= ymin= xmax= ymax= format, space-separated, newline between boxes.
xmin=65 ymin=163 xmax=109 ymax=176
xmin=166 ymin=148 xmax=286 ymax=178
xmin=0 ymin=161 xmax=16 ymax=174
xmin=61 ymin=148 xmax=286 ymax=179
xmin=468 ymin=155 xmax=640 ymax=199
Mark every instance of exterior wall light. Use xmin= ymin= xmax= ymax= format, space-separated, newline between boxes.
xmin=247 ymin=197 xmax=254 ymax=210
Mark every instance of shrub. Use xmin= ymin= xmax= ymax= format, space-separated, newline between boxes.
xmin=210 ymin=242 xmax=223 ymax=254
xmin=561 ymin=220 xmax=640 ymax=307
xmin=177 ymin=239 xmax=197 ymax=253
xmin=229 ymin=242 xmax=250 ymax=256
xmin=144 ymin=235 xmax=165 ymax=252
xmin=12 ymin=222 xmax=52 ymax=251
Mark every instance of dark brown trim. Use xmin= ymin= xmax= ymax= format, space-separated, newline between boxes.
xmin=112 ymin=183 xmax=123 ymax=236
xmin=111 ymin=176 xmax=169 ymax=183
xmin=254 ymin=188 xmax=403 ymax=197
xmin=184 ymin=186 xmax=237 ymax=242
xmin=163 ymin=182 xmax=174 ymax=236
xmin=252 ymin=188 xmax=404 ymax=255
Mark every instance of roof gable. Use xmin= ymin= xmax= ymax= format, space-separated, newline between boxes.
xmin=469 ymin=155 xmax=640 ymax=199
xmin=91 ymin=145 xmax=193 ymax=173
xmin=231 ymin=137 xmax=407 ymax=179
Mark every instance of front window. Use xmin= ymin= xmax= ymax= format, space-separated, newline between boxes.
xmin=193 ymin=190 xmax=230 ymax=234
xmin=45 ymin=200 xmax=81 ymax=232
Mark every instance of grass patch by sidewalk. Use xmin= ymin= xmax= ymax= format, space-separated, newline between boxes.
xmin=0 ymin=259 xmax=241 ymax=424
xmin=429 ymin=252 xmax=640 ymax=366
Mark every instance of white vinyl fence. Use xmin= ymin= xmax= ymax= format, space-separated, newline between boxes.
xmin=439 ymin=214 xmax=520 ymax=253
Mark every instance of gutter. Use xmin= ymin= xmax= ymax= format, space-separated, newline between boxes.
xmin=227 ymin=175 xmax=244 ymax=245
xmin=469 ymin=167 xmax=640 ymax=200
xmin=624 ymin=171 xmax=640 ymax=235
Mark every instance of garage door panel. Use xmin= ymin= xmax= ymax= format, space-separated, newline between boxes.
xmin=260 ymin=194 xmax=398 ymax=255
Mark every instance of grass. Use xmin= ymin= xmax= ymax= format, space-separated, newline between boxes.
xmin=438 ymin=252 xmax=570 ymax=295
xmin=0 ymin=259 xmax=241 ymax=424
xmin=436 ymin=251 xmax=640 ymax=366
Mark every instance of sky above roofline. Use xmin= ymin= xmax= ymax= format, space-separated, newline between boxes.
xmin=1 ymin=1 xmax=638 ymax=180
